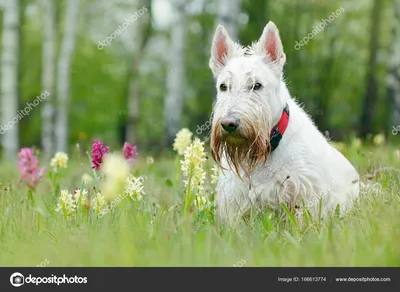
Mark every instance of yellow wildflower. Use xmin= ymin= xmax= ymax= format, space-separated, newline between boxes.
xmin=194 ymin=195 xmax=211 ymax=212
xmin=55 ymin=189 xmax=76 ymax=217
xmin=50 ymin=152 xmax=68 ymax=169
xmin=173 ymin=128 xmax=193 ymax=155
xmin=181 ymin=138 xmax=207 ymax=191
xmin=125 ymin=174 xmax=146 ymax=201
xmin=73 ymin=188 xmax=88 ymax=208
xmin=373 ymin=133 xmax=385 ymax=146
xmin=146 ymin=156 xmax=154 ymax=164
xmin=211 ymin=165 xmax=219 ymax=184
xmin=101 ymin=153 xmax=130 ymax=201
xmin=91 ymin=192 xmax=107 ymax=216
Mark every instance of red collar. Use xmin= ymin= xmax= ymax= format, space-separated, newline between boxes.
xmin=268 ymin=103 xmax=290 ymax=151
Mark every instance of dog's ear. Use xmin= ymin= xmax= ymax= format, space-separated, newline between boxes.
xmin=209 ymin=25 xmax=235 ymax=77
xmin=255 ymin=21 xmax=286 ymax=73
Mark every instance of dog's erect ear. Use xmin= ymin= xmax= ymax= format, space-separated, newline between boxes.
xmin=209 ymin=25 xmax=235 ymax=77
xmin=254 ymin=21 xmax=286 ymax=73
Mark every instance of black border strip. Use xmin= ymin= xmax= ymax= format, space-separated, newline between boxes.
xmin=0 ymin=267 xmax=398 ymax=291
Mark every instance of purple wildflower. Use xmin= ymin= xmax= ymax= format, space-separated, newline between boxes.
xmin=122 ymin=142 xmax=137 ymax=165
xmin=91 ymin=140 xmax=109 ymax=171
xmin=17 ymin=148 xmax=46 ymax=189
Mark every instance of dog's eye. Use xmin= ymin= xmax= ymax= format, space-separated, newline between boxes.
xmin=253 ymin=82 xmax=262 ymax=90
xmin=219 ymin=83 xmax=227 ymax=91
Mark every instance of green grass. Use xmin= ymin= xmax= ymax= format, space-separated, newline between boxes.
xmin=0 ymin=143 xmax=399 ymax=267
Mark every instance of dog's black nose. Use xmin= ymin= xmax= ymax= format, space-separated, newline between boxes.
xmin=221 ymin=117 xmax=239 ymax=133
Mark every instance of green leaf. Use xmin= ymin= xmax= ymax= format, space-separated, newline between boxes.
xmin=334 ymin=204 xmax=341 ymax=218
xmin=46 ymin=203 xmax=59 ymax=219
xmin=280 ymin=203 xmax=299 ymax=229
xmin=165 ymin=179 xmax=173 ymax=187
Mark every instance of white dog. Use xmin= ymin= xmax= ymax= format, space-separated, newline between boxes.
xmin=209 ymin=21 xmax=360 ymax=226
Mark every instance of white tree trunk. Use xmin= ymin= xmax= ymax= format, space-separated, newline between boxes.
xmin=56 ymin=0 xmax=79 ymax=152
xmin=41 ymin=0 xmax=57 ymax=158
xmin=126 ymin=1 xmax=152 ymax=145
xmin=387 ymin=0 xmax=400 ymax=128
xmin=217 ymin=0 xmax=240 ymax=41
xmin=164 ymin=0 xmax=187 ymax=144
xmin=1 ymin=0 xmax=20 ymax=158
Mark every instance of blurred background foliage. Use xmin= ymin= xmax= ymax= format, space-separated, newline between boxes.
xmin=0 ymin=0 xmax=398 ymax=158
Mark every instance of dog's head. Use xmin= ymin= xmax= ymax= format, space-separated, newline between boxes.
xmin=209 ymin=21 xmax=288 ymax=178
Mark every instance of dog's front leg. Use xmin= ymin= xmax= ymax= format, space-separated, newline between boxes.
xmin=214 ymin=173 xmax=251 ymax=227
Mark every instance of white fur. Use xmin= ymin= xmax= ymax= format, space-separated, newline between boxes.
xmin=210 ymin=21 xmax=360 ymax=226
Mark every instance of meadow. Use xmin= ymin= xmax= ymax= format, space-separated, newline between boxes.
xmin=0 ymin=132 xmax=399 ymax=267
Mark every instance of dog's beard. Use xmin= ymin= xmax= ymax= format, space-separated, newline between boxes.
xmin=211 ymin=117 xmax=271 ymax=180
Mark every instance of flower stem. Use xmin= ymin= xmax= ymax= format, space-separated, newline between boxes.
xmin=27 ymin=189 xmax=34 ymax=206
xmin=175 ymin=155 xmax=180 ymax=187
xmin=184 ymin=176 xmax=192 ymax=214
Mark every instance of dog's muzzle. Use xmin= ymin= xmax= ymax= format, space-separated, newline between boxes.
xmin=220 ymin=115 xmax=240 ymax=134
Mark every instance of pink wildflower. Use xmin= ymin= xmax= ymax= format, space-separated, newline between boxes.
xmin=17 ymin=148 xmax=46 ymax=189
xmin=122 ymin=142 xmax=137 ymax=165
xmin=72 ymin=188 xmax=79 ymax=199
xmin=91 ymin=140 xmax=109 ymax=171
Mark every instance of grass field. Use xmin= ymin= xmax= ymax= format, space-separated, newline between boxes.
xmin=0 ymin=138 xmax=399 ymax=267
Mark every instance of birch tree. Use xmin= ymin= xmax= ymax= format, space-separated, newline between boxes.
xmin=1 ymin=0 xmax=20 ymax=158
xmin=56 ymin=0 xmax=79 ymax=152
xmin=126 ymin=0 xmax=152 ymax=144
xmin=164 ymin=0 xmax=187 ymax=145
xmin=387 ymin=0 xmax=400 ymax=132
xmin=41 ymin=0 xmax=57 ymax=158
xmin=217 ymin=0 xmax=241 ymax=41
xmin=360 ymin=0 xmax=383 ymax=137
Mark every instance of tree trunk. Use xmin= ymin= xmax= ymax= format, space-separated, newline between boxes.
xmin=217 ymin=0 xmax=240 ymax=41
xmin=55 ymin=0 xmax=79 ymax=152
xmin=164 ymin=0 xmax=187 ymax=145
xmin=41 ymin=0 xmax=57 ymax=158
xmin=387 ymin=0 xmax=400 ymax=133
xmin=315 ymin=35 xmax=337 ymax=132
xmin=126 ymin=0 xmax=152 ymax=145
xmin=360 ymin=0 xmax=383 ymax=138
xmin=1 ymin=0 xmax=20 ymax=158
